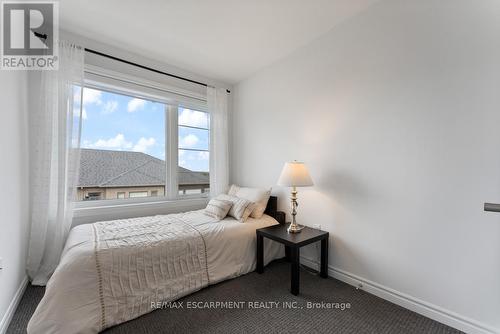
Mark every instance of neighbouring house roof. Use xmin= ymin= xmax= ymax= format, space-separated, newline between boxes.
xmin=78 ymin=149 xmax=209 ymax=188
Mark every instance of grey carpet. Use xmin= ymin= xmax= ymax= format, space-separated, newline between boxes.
xmin=7 ymin=260 xmax=463 ymax=334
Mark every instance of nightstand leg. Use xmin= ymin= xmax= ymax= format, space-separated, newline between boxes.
xmin=291 ymin=246 xmax=300 ymax=295
xmin=320 ymin=237 xmax=328 ymax=278
xmin=285 ymin=245 xmax=291 ymax=262
xmin=257 ymin=234 xmax=264 ymax=274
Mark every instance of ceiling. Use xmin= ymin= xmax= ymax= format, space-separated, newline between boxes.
xmin=60 ymin=0 xmax=379 ymax=84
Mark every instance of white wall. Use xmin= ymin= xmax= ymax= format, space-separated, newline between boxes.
xmin=232 ymin=0 xmax=500 ymax=333
xmin=0 ymin=71 xmax=29 ymax=332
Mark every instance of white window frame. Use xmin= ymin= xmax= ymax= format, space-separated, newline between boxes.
xmin=74 ymin=65 xmax=210 ymax=211
xmin=129 ymin=191 xmax=149 ymax=198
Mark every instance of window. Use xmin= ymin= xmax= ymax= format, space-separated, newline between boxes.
xmin=129 ymin=191 xmax=149 ymax=198
xmin=75 ymin=87 xmax=166 ymax=202
xmin=178 ymin=108 xmax=210 ymax=197
xmin=85 ymin=192 xmax=102 ymax=201
xmin=75 ymin=80 xmax=210 ymax=203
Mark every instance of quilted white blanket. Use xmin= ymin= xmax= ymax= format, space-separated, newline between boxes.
xmin=27 ymin=210 xmax=284 ymax=334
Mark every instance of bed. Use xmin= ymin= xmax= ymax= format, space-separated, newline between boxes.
xmin=27 ymin=196 xmax=285 ymax=334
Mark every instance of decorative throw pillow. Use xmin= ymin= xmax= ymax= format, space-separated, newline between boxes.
xmin=204 ymin=197 xmax=232 ymax=220
xmin=227 ymin=184 xmax=271 ymax=219
xmin=217 ymin=194 xmax=255 ymax=222
xmin=227 ymin=184 xmax=239 ymax=196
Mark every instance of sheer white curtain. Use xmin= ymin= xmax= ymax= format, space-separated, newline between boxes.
xmin=208 ymin=87 xmax=229 ymax=197
xmin=27 ymin=41 xmax=84 ymax=285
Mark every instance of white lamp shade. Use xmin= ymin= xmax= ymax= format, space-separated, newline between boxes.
xmin=277 ymin=161 xmax=314 ymax=187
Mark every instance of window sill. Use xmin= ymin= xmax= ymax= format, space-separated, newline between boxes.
xmin=74 ymin=193 xmax=208 ymax=209
xmin=72 ymin=197 xmax=209 ymax=226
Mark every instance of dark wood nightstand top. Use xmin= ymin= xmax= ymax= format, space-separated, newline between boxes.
xmin=256 ymin=224 xmax=329 ymax=247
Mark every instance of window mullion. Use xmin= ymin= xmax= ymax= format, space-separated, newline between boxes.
xmin=165 ymin=105 xmax=179 ymax=199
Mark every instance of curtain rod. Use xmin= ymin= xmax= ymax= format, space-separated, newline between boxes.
xmin=84 ymin=48 xmax=230 ymax=94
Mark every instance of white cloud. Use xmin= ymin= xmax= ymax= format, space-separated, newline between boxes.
xmin=75 ymin=88 xmax=102 ymax=106
xmin=179 ymin=109 xmax=208 ymax=128
xmin=83 ymin=134 xmax=158 ymax=154
xmin=178 ymin=150 xmax=186 ymax=166
xmin=179 ymin=134 xmax=199 ymax=148
xmin=178 ymin=150 xmax=209 ymax=171
xmin=73 ymin=107 xmax=87 ymax=120
xmin=85 ymin=134 xmax=132 ymax=150
xmin=102 ymin=100 xmax=118 ymax=114
xmin=73 ymin=88 xmax=101 ymax=119
xmin=133 ymin=137 xmax=156 ymax=153
xmin=127 ymin=98 xmax=146 ymax=112
xmin=197 ymin=151 xmax=209 ymax=160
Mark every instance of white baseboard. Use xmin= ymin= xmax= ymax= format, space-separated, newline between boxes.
xmin=0 ymin=276 xmax=29 ymax=334
xmin=300 ymin=256 xmax=498 ymax=334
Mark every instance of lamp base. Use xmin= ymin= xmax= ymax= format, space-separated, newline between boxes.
xmin=287 ymin=223 xmax=305 ymax=233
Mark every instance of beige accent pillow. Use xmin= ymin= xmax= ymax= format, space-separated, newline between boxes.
xmin=217 ymin=194 xmax=255 ymax=222
xmin=227 ymin=184 xmax=271 ymax=219
xmin=204 ymin=197 xmax=233 ymax=220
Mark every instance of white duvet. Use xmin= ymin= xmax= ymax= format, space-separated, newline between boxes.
xmin=28 ymin=210 xmax=284 ymax=334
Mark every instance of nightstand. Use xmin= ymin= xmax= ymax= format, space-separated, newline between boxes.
xmin=256 ymin=224 xmax=329 ymax=295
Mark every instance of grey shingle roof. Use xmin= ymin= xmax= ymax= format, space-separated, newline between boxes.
xmin=78 ymin=149 xmax=209 ymax=187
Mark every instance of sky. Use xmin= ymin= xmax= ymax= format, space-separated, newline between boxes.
xmin=74 ymin=87 xmax=209 ymax=172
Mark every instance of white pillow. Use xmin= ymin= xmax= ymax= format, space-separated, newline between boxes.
xmin=204 ymin=197 xmax=233 ymax=220
xmin=217 ymin=194 xmax=255 ymax=222
xmin=227 ymin=184 xmax=271 ymax=219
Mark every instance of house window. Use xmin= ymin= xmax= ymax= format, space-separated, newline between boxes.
xmin=184 ymin=189 xmax=202 ymax=195
xmin=85 ymin=192 xmax=102 ymax=200
xmin=75 ymin=82 xmax=210 ymax=203
xmin=129 ymin=191 xmax=149 ymax=198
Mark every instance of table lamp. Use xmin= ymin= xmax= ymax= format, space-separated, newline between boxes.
xmin=277 ymin=161 xmax=314 ymax=233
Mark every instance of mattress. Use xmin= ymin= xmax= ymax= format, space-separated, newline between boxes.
xmin=27 ymin=210 xmax=284 ymax=334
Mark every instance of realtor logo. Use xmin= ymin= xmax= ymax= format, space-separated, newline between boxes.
xmin=1 ymin=1 xmax=59 ymax=70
